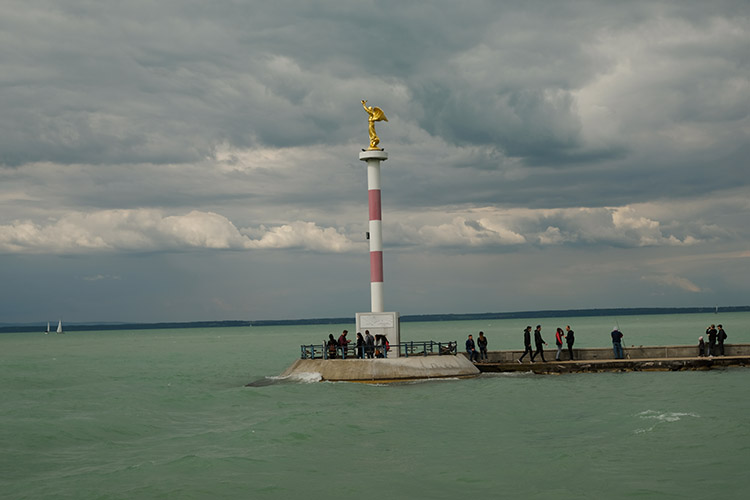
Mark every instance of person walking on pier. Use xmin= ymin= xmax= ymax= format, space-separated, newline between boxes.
xmin=611 ymin=327 xmax=624 ymax=359
xmin=555 ymin=327 xmax=565 ymax=361
xmin=518 ymin=326 xmax=533 ymax=363
xmin=531 ymin=325 xmax=547 ymax=363
xmin=477 ymin=331 xmax=488 ymax=361
xmin=717 ymin=324 xmax=727 ymax=355
xmin=707 ymin=325 xmax=717 ymax=357
xmin=466 ymin=334 xmax=478 ymax=363
xmin=565 ymin=325 xmax=575 ymax=361
xmin=698 ymin=336 xmax=706 ymax=357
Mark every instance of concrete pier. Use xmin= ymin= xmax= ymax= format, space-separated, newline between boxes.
xmin=470 ymin=343 xmax=750 ymax=374
xmin=281 ymin=356 xmax=480 ymax=383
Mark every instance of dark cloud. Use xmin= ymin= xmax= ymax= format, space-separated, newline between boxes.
xmin=0 ymin=0 xmax=748 ymax=322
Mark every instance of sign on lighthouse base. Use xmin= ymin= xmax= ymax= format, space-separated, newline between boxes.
xmin=356 ymin=311 xmax=400 ymax=358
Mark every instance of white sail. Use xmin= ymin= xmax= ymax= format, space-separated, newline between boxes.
xmin=56 ymin=320 xmax=63 ymax=334
xmin=45 ymin=322 xmax=50 ymax=334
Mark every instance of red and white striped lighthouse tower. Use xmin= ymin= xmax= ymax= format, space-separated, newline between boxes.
xmin=359 ymin=150 xmax=388 ymax=312
xmin=356 ymin=100 xmax=399 ymax=354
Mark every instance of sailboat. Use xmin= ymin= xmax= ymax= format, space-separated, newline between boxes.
xmin=45 ymin=322 xmax=50 ymax=334
xmin=56 ymin=320 xmax=64 ymax=334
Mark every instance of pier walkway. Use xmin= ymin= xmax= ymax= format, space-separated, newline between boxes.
xmin=470 ymin=344 xmax=750 ymax=374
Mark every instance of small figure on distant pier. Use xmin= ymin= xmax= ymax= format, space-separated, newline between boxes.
xmin=611 ymin=326 xmax=624 ymax=359
xmin=707 ymin=325 xmax=717 ymax=357
xmin=566 ymin=325 xmax=575 ymax=361
xmin=466 ymin=334 xmax=478 ymax=363
xmin=327 ymin=334 xmax=338 ymax=359
xmin=375 ymin=334 xmax=389 ymax=358
xmin=555 ymin=327 xmax=565 ymax=361
xmin=361 ymin=100 xmax=388 ymax=150
xmin=477 ymin=331 xmax=488 ymax=361
xmin=531 ymin=325 xmax=547 ymax=363
xmin=356 ymin=332 xmax=365 ymax=359
xmin=717 ymin=324 xmax=727 ymax=356
xmin=518 ymin=326 xmax=533 ymax=363
xmin=365 ymin=330 xmax=375 ymax=358
xmin=338 ymin=330 xmax=350 ymax=358
xmin=698 ymin=336 xmax=705 ymax=357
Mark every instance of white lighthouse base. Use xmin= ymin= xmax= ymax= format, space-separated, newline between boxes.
xmin=280 ymin=356 xmax=480 ymax=383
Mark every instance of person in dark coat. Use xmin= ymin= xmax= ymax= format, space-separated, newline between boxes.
xmin=327 ymin=334 xmax=338 ymax=359
xmin=611 ymin=327 xmax=624 ymax=359
xmin=355 ymin=332 xmax=365 ymax=359
xmin=477 ymin=331 xmax=488 ymax=361
xmin=717 ymin=324 xmax=727 ymax=355
xmin=531 ymin=325 xmax=547 ymax=363
xmin=518 ymin=326 xmax=534 ymax=363
xmin=698 ymin=336 xmax=705 ymax=357
xmin=707 ymin=325 xmax=717 ymax=357
xmin=565 ymin=325 xmax=575 ymax=361
xmin=365 ymin=330 xmax=375 ymax=358
xmin=466 ymin=334 xmax=478 ymax=363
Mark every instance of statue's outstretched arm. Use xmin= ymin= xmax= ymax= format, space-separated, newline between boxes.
xmin=361 ymin=99 xmax=373 ymax=116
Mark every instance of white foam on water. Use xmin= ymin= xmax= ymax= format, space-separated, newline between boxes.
xmin=634 ymin=410 xmax=700 ymax=433
xmin=285 ymin=371 xmax=322 ymax=384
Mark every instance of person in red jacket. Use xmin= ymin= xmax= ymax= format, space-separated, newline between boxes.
xmin=338 ymin=330 xmax=350 ymax=358
xmin=555 ymin=327 xmax=565 ymax=361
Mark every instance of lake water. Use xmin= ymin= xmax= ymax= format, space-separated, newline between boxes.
xmin=2 ymin=312 xmax=749 ymax=499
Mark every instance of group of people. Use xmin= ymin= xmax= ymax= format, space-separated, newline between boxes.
xmin=698 ymin=324 xmax=728 ymax=357
xmin=465 ymin=322 xmax=733 ymax=363
xmin=465 ymin=325 xmax=579 ymax=364
xmin=465 ymin=332 xmax=488 ymax=362
xmin=517 ymin=325 xmax=576 ymax=363
xmin=463 ymin=324 xmax=632 ymax=363
xmin=326 ymin=330 xmax=389 ymax=359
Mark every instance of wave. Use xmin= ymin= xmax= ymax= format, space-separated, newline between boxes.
xmin=634 ymin=409 xmax=700 ymax=433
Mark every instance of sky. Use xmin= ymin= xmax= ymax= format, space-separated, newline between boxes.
xmin=1 ymin=0 xmax=748 ymax=324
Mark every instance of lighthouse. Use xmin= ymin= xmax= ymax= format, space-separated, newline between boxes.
xmin=356 ymin=100 xmax=400 ymax=354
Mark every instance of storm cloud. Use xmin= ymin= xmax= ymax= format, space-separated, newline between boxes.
xmin=1 ymin=0 xmax=748 ymax=322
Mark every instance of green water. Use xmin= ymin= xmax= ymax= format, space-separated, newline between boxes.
xmin=2 ymin=313 xmax=749 ymax=499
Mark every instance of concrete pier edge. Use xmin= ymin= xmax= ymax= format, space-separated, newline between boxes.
xmin=471 ymin=343 xmax=750 ymax=374
xmin=280 ymin=355 xmax=480 ymax=383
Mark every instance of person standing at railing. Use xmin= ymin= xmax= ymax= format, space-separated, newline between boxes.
xmin=477 ymin=331 xmax=488 ymax=361
xmin=375 ymin=334 xmax=389 ymax=358
xmin=365 ymin=330 xmax=375 ymax=358
xmin=338 ymin=330 xmax=351 ymax=359
xmin=356 ymin=332 xmax=365 ymax=359
xmin=327 ymin=334 xmax=338 ymax=359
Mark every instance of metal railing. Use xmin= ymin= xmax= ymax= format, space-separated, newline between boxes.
xmin=299 ymin=340 xmax=457 ymax=360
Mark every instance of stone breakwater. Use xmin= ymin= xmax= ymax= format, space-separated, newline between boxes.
xmin=278 ymin=355 xmax=480 ymax=383
xmin=471 ymin=344 xmax=750 ymax=374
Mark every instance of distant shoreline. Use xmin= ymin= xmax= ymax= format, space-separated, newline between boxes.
xmin=2 ymin=306 xmax=747 ymax=333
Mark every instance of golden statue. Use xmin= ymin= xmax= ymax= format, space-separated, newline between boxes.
xmin=361 ymin=100 xmax=388 ymax=150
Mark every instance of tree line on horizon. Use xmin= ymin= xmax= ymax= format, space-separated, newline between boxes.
xmin=2 ymin=306 xmax=748 ymax=333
